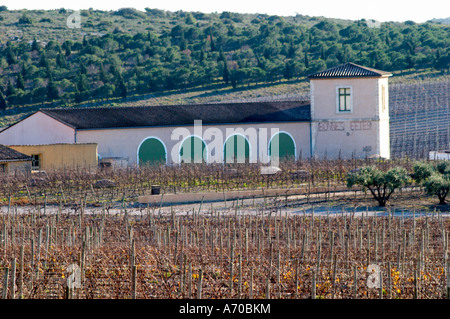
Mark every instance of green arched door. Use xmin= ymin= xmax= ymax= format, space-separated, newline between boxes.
xmin=180 ymin=136 xmax=207 ymax=163
xmin=269 ymin=132 xmax=296 ymax=160
xmin=224 ymin=135 xmax=250 ymax=164
xmin=138 ymin=137 xmax=167 ymax=166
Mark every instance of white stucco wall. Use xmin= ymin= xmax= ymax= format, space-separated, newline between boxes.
xmin=311 ymin=77 xmax=380 ymax=120
xmin=76 ymin=122 xmax=311 ymax=165
xmin=0 ymin=112 xmax=75 ymax=145
xmin=310 ymin=76 xmax=391 ymax=159
xmin=377 ymin=77 xmax=391 ymax=158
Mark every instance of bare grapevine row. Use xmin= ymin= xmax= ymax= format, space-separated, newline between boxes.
xmin=1 ymin=202 xmax=449 ymax=299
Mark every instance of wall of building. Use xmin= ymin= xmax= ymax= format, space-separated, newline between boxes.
xmin=429 ymin=151 xmax=450 ymax=160
xmin=76 ymin=122 xmax=311 ymax=165
xmin=310 ymin=76 xmax=391 ymax=159
xmin=0 ymin=112 xmax=75 ymax=146
xmin=1 ymin=161 xmax=32 ymax=174
xmin=377 ymin=77 xmax=391 ymax=159
xmin=10 ymin=143 xmax=98 ymax=171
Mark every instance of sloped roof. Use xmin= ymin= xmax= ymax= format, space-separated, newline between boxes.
xmin=308 ymin=62 xmax=392 ymax=79
xmin=0 ymin=145 xmax=32 ymax=162
xmin=39 ymin=101 xmax=311 ymax=130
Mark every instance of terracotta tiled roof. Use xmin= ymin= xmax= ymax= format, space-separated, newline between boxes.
xmin=0 ymin=145 xmax=32 ymax=162
xmin=39 ymin=101 xmax=311 ymax=130
xmin=308 ymin=62 xmax=392 ymax=79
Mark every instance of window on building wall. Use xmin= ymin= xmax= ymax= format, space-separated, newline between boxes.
xmin=337 ymin=87 xmax=352 ymax=113
xmin=0 ymin=164 xmax=6 ymax=173
xmin=31 ymin=154 xmax=40 ymax=170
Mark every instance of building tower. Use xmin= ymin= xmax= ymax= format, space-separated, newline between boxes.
xmin=308 ymin=62 xmax=392 ymax=159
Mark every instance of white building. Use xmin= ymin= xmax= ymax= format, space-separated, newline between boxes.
xmin=429 ymin=150 xmax=450 ymax=160
xmin=0 ymin=63 xmax=392 ymax=167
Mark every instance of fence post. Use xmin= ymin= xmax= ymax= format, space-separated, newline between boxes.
xmin=10 ymin=258 xmax=16 ymax=300
xmin=447 ymin=263 xmax=450 ymax=299
xmin=197 ymin=269 xmax=203 ymax=299
xmin=249 ymin=267 xmax=253 ymax=299
xmin=353 ymin=265 xmax=357 ymax=299
xmin=2 ymin=267 xmax=9 ymax=299
xmin=265 ymin=277 xmax=270 ymax=299
xmin=294 ymin=258 xmax=299 ymax=299
xmin=379 ymin=268 xmax=383 ymax=299
xmin=19 ymin=246 xmax=24 ymax=299
xmin=131 ymin=264 xmax=137 ymax=299
xmin=413 ymin=268 xmax=418 ymax=299
xmin=187 ymin=262 xmax=192 ymax=299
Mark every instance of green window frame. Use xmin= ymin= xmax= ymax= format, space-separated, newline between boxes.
xmin=338 ymin=87 xmax=351 ymax=112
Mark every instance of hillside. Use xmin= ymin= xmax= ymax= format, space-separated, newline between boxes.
xmin=431 ymin=17 xmax=450 ymax=24
xmin=0 ymin=6 xmax=449 ymax=126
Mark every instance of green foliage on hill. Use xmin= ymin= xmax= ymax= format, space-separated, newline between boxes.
xmin=0 ymin=8 xmax=448 ymax=109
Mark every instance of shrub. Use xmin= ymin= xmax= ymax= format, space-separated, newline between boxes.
xmin=346 ymin=166 xmax=409 ymax=207
xmin=413 ymin=161 xmax=450 ymax=205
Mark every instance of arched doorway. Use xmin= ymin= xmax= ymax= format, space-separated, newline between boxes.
xmin=179 ymin=136 xmax=207 ymax=163
xmin=268 ymin=132 xmax=296 ymax=161
xmin=138 ymin=137 xmax=167 ymax=166
xmin=223 ymin=134 xmax=250 ymax=164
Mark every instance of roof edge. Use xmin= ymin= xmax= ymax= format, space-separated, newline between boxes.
xmin=307 ymin=62 xmax=392 ymax=79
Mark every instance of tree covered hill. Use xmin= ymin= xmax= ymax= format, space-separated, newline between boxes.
xmin=0 ymin=6 xmax=449 ymax=112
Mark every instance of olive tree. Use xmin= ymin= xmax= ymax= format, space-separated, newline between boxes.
xmin=413 ymin=161 xmax=450 ymax=205
xmin=346 ymin=166 xmax=409 ymax=207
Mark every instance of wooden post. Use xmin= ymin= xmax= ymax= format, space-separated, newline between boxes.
xmin=413 ymin=268 xmax=418 ymax=299
xmin=80 ymin=241 xmax=86 ymax=284
xmin=331 ymin=254 xmax=337 ymax=299
xmin=295 ymin=258 xmax=299 ymax=299
xmin=276 ymin=251 xmax=281 ymax=299
xmin=10 ymin=258 xmax=16 ymax=299
xmin=197 ymin=269 xmax=203 ymax=299
xmin=187 ymin=262 xmax=192 ymax=299
xmin=130 ymin=239 xmax=135 ymax=268
xmin=353 ymin=265 xmax=357 ymax=299
xmin=387 ymin=262 xmax=392 ymax=299
xmin=447 ymin=264 xmax=450 ymax=299
xmin=238 ymin=254 xmax=242 ymax=298
xmin=249 ymin=267 xmax=253 ymax=299
xmin=2 ymin=267 xmax=9 ymax=299
xmin=131 ymin=265 xmax=137 ymax=299
xmin=229 ymin=252 xmax=234 ymax=298
xmin=379 ymin=268 xmax=383 ymax=299
xmin=19 ymin=246 xmax=24 ymax=299
xmin=316 ymin=231 xmax=321 ymax=274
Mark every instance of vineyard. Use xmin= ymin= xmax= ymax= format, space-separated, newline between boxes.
xmin=390 ymin=79 xmax=450 ymax=159
xmin=0 ymin=158 xmax=449 ymax=299
xmin=0 ymin=195 xmax=449 ymax=299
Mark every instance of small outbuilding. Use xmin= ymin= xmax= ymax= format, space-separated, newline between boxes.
xmin=0 ymin=144 xmax=32 ymax=174
xmin=9 ymin=143 xmax=98 ymax=172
